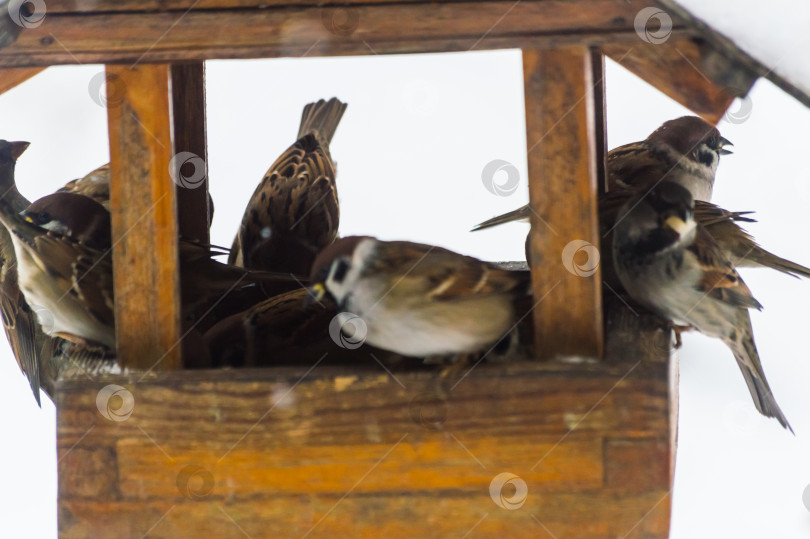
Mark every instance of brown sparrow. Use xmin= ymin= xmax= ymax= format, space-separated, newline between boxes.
xmin=0 ymin=140 xmax=56 ymax=404
xmin=0 ymin=185 xmax=301 ymax=350
xmin=230 ymin=97 xmax=346 ymax=275
xmin=59 ymin=163 xmax=111 ymax=210
xmin=612 ymin=181 xmax=791 ymax=431
xmin=473 ymin=115 xmax=730 ymax=229
xmin=307 ymin=236 xmax=529 ymax=357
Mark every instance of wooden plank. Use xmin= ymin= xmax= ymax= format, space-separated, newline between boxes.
xmin=57 ymin=329 xmax=672 ymax=537
xmin=590 ymin=48 xmax=608 ymax=196
xmin=602 ymin=37 xmax=748 ymax=124
xmin=523 ymin=46 xmax=602 ymax=361
xmin=0 ymin=67 xmax=45 ymax=94
xmin=0 ymin=1 xmax=667 ymax=67
xmin=107 ymin=64 xmax=182 ymax=370
xmin=170 ymin=62 xmax=210 ymax=244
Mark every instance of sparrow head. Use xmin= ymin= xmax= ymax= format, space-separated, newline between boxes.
xmin=647 ymin=116 xmax=732 ymax=171
xmin=307 ymin=236 xmax=373 ymax=306
xmin=23 ymin=192 xmax=112 ymax=250
xmin=0 ymin=140 xmax=30 ymax=167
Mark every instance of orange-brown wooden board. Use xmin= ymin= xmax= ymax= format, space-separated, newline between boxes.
xmin=0 ymin=1 xmax=670 ymax=67
xmin=107 ymin=64 xmax=182 ymax=370
xmin=524 ymin=46 xmax=603 ymax=361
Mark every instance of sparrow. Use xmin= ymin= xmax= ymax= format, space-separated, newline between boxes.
xmin=59 ymin=163 xmax=111 ymax=210
xmin=473 ymin=116 xmax=731 ymax=237
xmin=612 ymin=181 xmax=792 ymax=431
xmin=204 ymin=287 xmax=339 ymax=367
xmin=307 ymin=236 xmax=530 ymax=357
xmin=0 ymin=140 xmax=54 ymax=405
xmin=472 ymin=118 xmax=810 ymax=279
xmin=230 ymin=97 xmax=346 ymax=275
xmin=0 ymin=185 xmax=302 ymax=351
xmin=58 ymin=162 xmax=215 ymax=229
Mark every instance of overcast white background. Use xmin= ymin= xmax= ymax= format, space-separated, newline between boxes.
xmin=1 ymin=19 xmax=810 ymax=539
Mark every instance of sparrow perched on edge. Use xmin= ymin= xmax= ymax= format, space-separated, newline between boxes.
xmin=8 ymin=190 xmax=302 ymax=351
xmin=307 ymin=236 xmax=530 ymax=357
xmin=612 ymin=181 xmax=792 ymax=431
xmin=0 ymin=140 xmax=54 ymax=405
xmin=230 ymin=97 xmax=346 ymax=275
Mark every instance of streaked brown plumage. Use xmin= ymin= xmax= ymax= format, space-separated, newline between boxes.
xmin=230 ymin=98 xmax=346 ymax=275
xmin=613 ymin=182 xmax=791 ymax=431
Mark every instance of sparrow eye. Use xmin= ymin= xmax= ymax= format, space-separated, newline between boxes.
xmin=331 ymin=258 xmax=349 ymax=283
xmin=35 ymin=212 xmax=51 ymax=225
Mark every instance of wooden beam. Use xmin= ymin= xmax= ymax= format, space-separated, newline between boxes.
xmin=107 ymin=64 xmax=182 ymax=370
xmin=524 ymin=46 xmax=602 ymax=361
xmin=602 ymin=37 xmax=747 ymax=125
xmin=0 ymin=67 xmax=45 ymax=95
xmin=57 ymin=334 xmax=672 ymax=536
xmin=0 ymin=1 xmax=667 ymax=67
xmin=170 ymin=62 xmax=210 ymax=244
xmin=590 ymin=48 xmax=608 ymax=196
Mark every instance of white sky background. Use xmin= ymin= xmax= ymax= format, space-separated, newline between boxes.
xmin=1 ymin=47 xmax=810 ymax=538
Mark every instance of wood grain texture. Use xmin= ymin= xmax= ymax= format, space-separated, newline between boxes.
xmin=590 ymin=48 xmax=608 ymax=196
xmin=57 ymin=333 xmax=673 ymax=537
xmin=171 ymin=62 xmax=210 ymax=245
xmin=107 ymin=64 xmax=182 ymax=370
xmin=601 ymin=37 xmax=747 ymax=125
xmin=523 ymin=46 xmax=603 ymax=361
xmin=0 ymin=1 xmax=660 ymax=67
xmin=0 ymin=67 xmax=45 ymax=94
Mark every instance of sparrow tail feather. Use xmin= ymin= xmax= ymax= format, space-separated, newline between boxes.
xmin=471 ymin=205 xmax=532 ymax=232
xmin=737 ymin=247 xmax=810 ymax=279
xmin=724 ymin=316 xmax=792 ymax=433
xmin=297 ymin=97 xmax=348 ymax=145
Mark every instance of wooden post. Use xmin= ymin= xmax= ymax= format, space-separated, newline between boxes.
xmin=523 ymin=47 xmax=603 ymax=361
xmin=590 ymin=48 xmax=608 ymax=196
xmin=170 ymin=62 xmax=210 ymax=244
xmin=107 ymin=64 xmax=182 ymax=370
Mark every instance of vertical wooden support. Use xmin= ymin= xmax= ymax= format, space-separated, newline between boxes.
xmin=524 ymin=47 xmax=603 ymax=360
xmin=170 ymin=62 xmax=211 ymax=244
xmin=590 ymin=48 xmax=608 ymax=196
xmin=107 ymin=64 xmax=182 ymax=370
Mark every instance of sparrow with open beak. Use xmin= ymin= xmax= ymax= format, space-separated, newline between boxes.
xmin=473 ymin=117 xmax=810 ymax=279
xmin=612 ymin=181 xmax=792 ymax=431
xmin=307 ymin=236 xmax=530 ymax=357
xmin=230 ymin=97 xmax=346 ymax=275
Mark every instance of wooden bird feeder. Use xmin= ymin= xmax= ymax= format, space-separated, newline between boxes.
xmin=2 ymin=0 xmax=807 ymax=536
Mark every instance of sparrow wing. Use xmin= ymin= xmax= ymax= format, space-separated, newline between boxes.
xmin=0 ymin=263 xmax=42 ymax=405
xmin=607 ymin=141 xmax=671 ymax=190
xmin=696 ymin=201 xmax=810 ymax=278
xmin=687 ymin=225 xmax=762 ymax=311
xmin=6 ymin=212 xmax=115 ymax=325
xmin=373 ymin=241 xmax=527 ymax=300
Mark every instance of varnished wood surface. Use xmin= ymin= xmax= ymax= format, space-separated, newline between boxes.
xmin=107 ymin=64 xmax=182 ymax=370
xmin=56 ymin=298 xmax=674 ymax=537
xmin=171 ymin=62 xmax=211 ymax=245
xmin=524 ymin=46 xmax=603 ymax=361
xmin=0 ymin=0 xmax=662 ymax=67
xmin=602 ymin=37 xmax=746 ymax=125
xmin=0 ymin=67 xmax=45 ymax=94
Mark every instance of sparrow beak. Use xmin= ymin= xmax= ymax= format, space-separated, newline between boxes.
xmin=663 ymin=213 xmax=694 ymax=237
xmin=305 ymin=283 xmax=326 ymax=306
xmin=10 ymin=141 xmax=30 ymax=161
xmin=717 ymin=136 xmax=733 ymax=155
